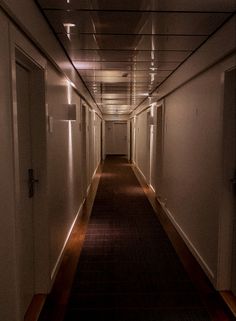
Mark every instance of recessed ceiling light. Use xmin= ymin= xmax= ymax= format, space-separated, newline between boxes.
xmin=63 ymin=23 xmax=76 ymax=28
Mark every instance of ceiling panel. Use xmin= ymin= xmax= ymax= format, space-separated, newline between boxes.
xmin=140 ymin=12 xmax=230 ymax=35
xmin=36 ymin=0 xmax=235 ymax=114
xmin=70 ymin=49 xmax=192 ymax=63
xmin=79 ymin=70 xmax=172 ymax=78
xmin=44 ymin=10 xmax=230 ymax=35
xmin=73 ymin=61 xmax=180 ymax=71
xmin=70 ymin=49 xmax=136 ymax=61
xmin=136 ymin=35 xmax=207 ymax=51
xmin=134 ymin=50 xmax=191 ymax=61
xmin=38 ymin=0 xmax=236 ymax=12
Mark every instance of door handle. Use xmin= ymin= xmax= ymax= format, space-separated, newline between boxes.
xmin=28 ymin=168 xmax=39 ymax=198
xmin=230 ymin=169 xmax=236 ymax=184
xmin=230 ymin=177 xmax=236 ymax=184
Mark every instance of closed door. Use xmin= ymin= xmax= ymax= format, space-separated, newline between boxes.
xmin=155 ymin=105 xmax=164 ymax=194
xmin=105 ymin=121 xmax=127 ymax=155
xmin=220 ymin=68 xmax=236 ymax=294
xmin=81 ymin=105 xmax=87 ymax=198
xmin=130 ymin=121 xmax=133 ymax=161
xmin=228 ymin=69 xmax=236 ymax=295
xmin=114 ymin=122 xmax=127 ymax=155
xmin=131 ymin=118 xmax=136 ymax=163
xmin=16 ymin=62 xmax=35 ymax=317
xmin=232 ymin=116 xmax=236 ymax=295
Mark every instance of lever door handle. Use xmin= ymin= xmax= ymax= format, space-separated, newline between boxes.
xmin=28 ymin=169 xmax=39 ymax=198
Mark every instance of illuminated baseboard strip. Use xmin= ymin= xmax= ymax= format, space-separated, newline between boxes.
xmin=50 ymin=202 xmax=84 ymax=282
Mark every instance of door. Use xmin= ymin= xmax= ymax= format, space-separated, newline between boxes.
xmin=16 ymin=62 xmax=35 ymax=317
xmin=130 ymin=120 xmax=133 ymax=161
xmin=105 ymin=121 xmax=127 ymax=155
xmin=89 ymin=110 xmax=94 ymax=178
xmin=105 ymin=121 xmax=113 ymax=155
xmin=114 ymin=122 xmax=127 ymax=155
xmin=155 ymin=104 xmax=164 ymax=195
xmin=146 ymin=111 xmax=151 ymax=184
xmin=131 ymin=117 xmax=136 ymax=163
xmin=102 ymin=120 xmax=106 ymax=160
xmin=149 ymin=111 xmax=155 ymax=189
xmin=81 ymin=104 xmax=87 ymax=198
xmin=218 ymin=67 xmax=236 ymax=293
xmin=227 ymin=69 xmax=236 ymax=295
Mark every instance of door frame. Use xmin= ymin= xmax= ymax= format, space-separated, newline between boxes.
xmin=113 ymin=121 xmax=128 ymax=156
xmin=11 ymin=44 xmax=49 ymax=318
xmin=102 ymin=120 xmax=106 ymax=160
xmin=129 ymin=119 xmax=133 ymax=162
xmin=217 ymin=67 xmax=236 ymax=291
xmin=131 ymin=116 xmax=137 ymax=164
xmin=81 ymin=103 xmax=88 ymax=198
xmin=149 ymin=103 xmax=157 ymax=190
xmin=154 ymin=100 xmax=165 ymax=197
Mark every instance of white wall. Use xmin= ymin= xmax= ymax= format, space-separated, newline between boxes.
xmin=135 ymin=110 xmax=150 ymax=182
xmin=133 ymin=15 xmax=236 ymax=116
xmin=94 ymin=114 xmax=102 ymax=169
xmin=131 ymin=15 xmax=236 ymax=287
xmin=0 ymin=10 xmax=19 ymax=321
xmin=160 ymin=55 xmax=236 ymax=286
xmin=0 ymin=4 xmax=102 ymax=321
xmin=160 ymin=58 xmax=234 ymax=281
xmin=46 ymin=64 xmax=84 ymax=278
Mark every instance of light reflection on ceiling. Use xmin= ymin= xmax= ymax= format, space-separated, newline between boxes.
xmin=36 ymin=0 xmax=236 ymax=115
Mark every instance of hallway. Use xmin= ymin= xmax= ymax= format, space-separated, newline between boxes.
xmin=66 ymin=156 xmax=211 ymax=320
xmin=38 ymin=156 xmax=231 ymax=321
xmin=0 ymin=1 xmax=236 ymax=321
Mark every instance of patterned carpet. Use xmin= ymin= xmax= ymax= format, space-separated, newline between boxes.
xmin=64 ymin=156 xmax=211 ymax=321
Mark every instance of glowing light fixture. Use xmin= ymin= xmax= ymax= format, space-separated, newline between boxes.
xmin=150 ymin=66 xmax=157 ymax=71
xmin=63 ymin=23 xmax=76 ymax=40
xmin=63 ymin=23 xmax=76 ymax=28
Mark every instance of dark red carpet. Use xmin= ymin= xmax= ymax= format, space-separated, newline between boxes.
xmin=64 ymin=156 xmax=211 ymax=321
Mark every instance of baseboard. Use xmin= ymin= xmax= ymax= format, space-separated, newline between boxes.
xmin=50 ymin=162 xmax=102 ymax=284
xmin=134 ymin=163 xmax=149 ymax=185
xmin=86 ymin=163 xmax=101 ymax=196
xmin=38 ymin=162 xmax=102 ymax=321
xmin=220 ymin=291 xmax=236 ymax=317
xmin=158 ymin=198 xmax=215 ymax=283
xmin=25 ymin=294 xmax=46 ymax=321
xmin=50 ymin=201 xmax=84 ymax=282
xmin=133 ymin=162 xmax=215 ymax=285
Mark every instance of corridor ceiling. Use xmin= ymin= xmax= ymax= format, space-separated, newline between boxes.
xmin=36 ymin=0 xmax=236 ymax=115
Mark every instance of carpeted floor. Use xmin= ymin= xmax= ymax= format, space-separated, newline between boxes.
xmin=64 ymin=156 xmax=211 ymax=321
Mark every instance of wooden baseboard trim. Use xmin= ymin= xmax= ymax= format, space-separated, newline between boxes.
xmin=37 ymin=164 xmax=102 ymax=321
xmin=220 ymin=291 xmax=236 ymax=317
xmin=25 ymin=294 xmax=46 ymax=321
xmin=132 ymin=163 xmax=235 ymax=321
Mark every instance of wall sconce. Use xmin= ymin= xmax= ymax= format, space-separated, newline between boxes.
xmin=51 ymin=103 xmax=77 ymax=121
xmin=67 ymin=104 xmax=77 ymax=121
xmin=48 ymin=104 xmax=77 ymax=133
